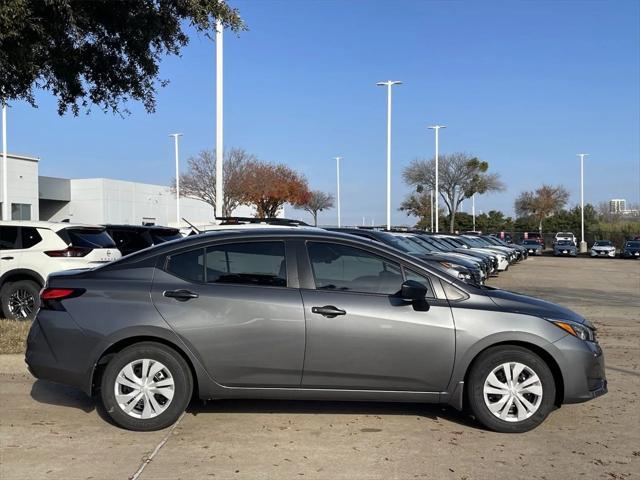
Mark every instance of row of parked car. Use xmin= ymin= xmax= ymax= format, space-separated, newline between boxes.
xmin=518 ymin=231 xmax=640 ymax=259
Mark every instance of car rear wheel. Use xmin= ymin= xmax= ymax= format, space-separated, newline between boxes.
xmin=100 ymin=342 xmax=193 ymax=431
xmin=0 ymin=280 xmax=41 ymax=320
xmin=466 ymin=346 xmax=556 ymax=433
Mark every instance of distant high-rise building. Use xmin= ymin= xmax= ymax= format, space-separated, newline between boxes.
xmin=609 ymin=199 xmax=626 ymax=214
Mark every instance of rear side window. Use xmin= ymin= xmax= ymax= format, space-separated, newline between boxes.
xmin=60 ymin=228 xmax=116 ymax=248
xmin=166 ymin=249 xmax=205 ymax=282
xmin=21 ymin=227 xmax=42 ymax=249
xmin=150 ymin=230 xmax=182 ymax=244
xmin=206 ymin=242 xmax=287 ymax=287
xmin=0 ymin=226 xmax=19 ymax=249
xmin=307 ymin=242 xmax=402 ymax=295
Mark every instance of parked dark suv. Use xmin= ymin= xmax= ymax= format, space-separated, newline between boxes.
xmin=26 ymin=229 xmax=606 ymax=433
xmin=104 ymin=225 xmax=182 ymax=256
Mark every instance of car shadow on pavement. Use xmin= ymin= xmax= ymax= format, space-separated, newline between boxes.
xmin=186 ymin=399 xmax=480 ymax=429
xmin=29 ymin=379 xmax=118 ymax=426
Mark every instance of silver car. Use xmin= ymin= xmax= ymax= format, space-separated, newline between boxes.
xmin=26 ymin=229 xmax=606 ymax=433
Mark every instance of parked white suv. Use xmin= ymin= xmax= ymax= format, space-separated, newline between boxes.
xmin=0 ymin=221 xmax=121 ymax=320
xmin=553 ymin=232 xmax=576 ymax=245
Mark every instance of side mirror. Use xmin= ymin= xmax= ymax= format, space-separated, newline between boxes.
xmin=400 ymin=280 xmax=430 ymax=311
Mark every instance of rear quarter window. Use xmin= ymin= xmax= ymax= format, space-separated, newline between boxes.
xmin=21 ymin=227 xmax=43 ymax=249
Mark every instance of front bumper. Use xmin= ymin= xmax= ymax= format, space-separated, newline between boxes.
xmin=552 ymin=334 xmax=607 ymax=404
xmin=590 ymin=250 xmax=616 ymax=257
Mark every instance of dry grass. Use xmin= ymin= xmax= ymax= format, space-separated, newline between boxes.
xmin=0 ymin=319 xmax=30 ymax=354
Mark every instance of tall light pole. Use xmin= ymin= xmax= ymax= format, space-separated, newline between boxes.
xmin=578 ymin=153 xmax=589 ymax=253
xmin=333 ymin=156 xmax=342 ymax=227
xmin=169 ymin=134 xmax=183 ymax=225
xmin=1 ymin=104 xmax=8 ymax=221
xmin=430 ymin=189 xmax=434 ymax=232
xmin=427 ymin=125 xmax=446 ymax=233
xmin=472 ymin=193 xmax=476 ymax=231
xmin=215 ymin=19 xmax=224 ymax=219
xmin=377 ymin=80 xmax=402 ymax=230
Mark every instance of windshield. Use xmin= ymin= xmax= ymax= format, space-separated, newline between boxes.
xmin=557 ymin=240 xmax=573 ymax=246
xmin=522 ymin=240 xmax=539 ymax=245
xmin=423 ymin=236 xmax=451 ymax=251
xmin=405 ymin=236 xmax=437 ymax=252
xmin=386 ymin=234 xmax=428 ymax=254
xmin=594 ymin=241 xmax=612 ymax=246
xmin=626 ymin=241 xmax=640 ymax=248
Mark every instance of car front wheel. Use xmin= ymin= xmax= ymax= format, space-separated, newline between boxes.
xmin=467 ymin=346 xmax=556 ymax=433
xmin=100 ymin=342 xmax=193 ymax=431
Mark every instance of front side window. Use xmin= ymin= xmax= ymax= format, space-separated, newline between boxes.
xmin=206 ymin=242 xmax=287 ymax=287
xmin=307 ymin=242 xmax=402 ymax=295
xmin=166 ymin=248 xmax=205 ymax=283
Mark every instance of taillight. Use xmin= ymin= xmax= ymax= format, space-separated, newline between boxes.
xmin=40 ymin=288 xmax=85 ymax=310
xmin=45 ymin=247 xmax=92 ymax=257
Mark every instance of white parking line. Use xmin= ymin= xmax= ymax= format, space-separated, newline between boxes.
xmin=129 ymin=412 xmax=185 ymax=480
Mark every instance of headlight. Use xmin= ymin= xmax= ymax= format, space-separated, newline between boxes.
xmin=552 ymin=320 xmax=596 ymax=342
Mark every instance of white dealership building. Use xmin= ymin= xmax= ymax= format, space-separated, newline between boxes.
xmin=0 ymin=153 xmax=252 ymax=226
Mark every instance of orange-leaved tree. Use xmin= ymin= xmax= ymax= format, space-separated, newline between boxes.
xmin=241 ymin=161 xmax=310 ymax=218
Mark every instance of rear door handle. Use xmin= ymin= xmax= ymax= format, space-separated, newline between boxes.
xmin=163 ymin=289 xmax=199 ymax=301
xmin=311 ymin=305 xmax=346 ymax=318
xmin=1 ymin=256 xmax=14 ymax=260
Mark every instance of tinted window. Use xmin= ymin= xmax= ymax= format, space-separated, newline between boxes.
xmin=109 ymin=229 xmax=152 ymax=254
xmin=62 ymin=228 xmax=117 ymax=248
xmin=206 ymin=242 xmax=286 ymax=287
xmin=404 ymin=269 xmax=436 ymax=298
xmin=166 ymin=248 xmax=205 ymax=282
xmin=626 ymin=241 xmax=640 ymax=248
xmin=0 ymin=226 xmax=19 ymax=249
xmin=308 ymin=242 xmax=402 ymax=295
xmin=150 ymin=230 xmax=182 ymax=243
xmin=21 ymin=227 xmax=42 ymax=249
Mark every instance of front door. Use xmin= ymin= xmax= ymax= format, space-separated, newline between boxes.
xmin=151 ymin=240 xmax=306 ymax=388
xmin=300 ymin=241 xmax=455 ymax=392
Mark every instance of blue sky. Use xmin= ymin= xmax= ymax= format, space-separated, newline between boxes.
xmin=7 ymin=0 xmax=640 ymax=226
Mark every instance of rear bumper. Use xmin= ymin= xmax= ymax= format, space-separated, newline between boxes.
xmin=25 ymin=312 xmax=94 ymax=394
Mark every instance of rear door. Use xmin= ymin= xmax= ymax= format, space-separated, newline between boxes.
xmin=151 ymin=239 xmax=306 ymax=388
xmin=299 ymin=240 xmax=455 ymax=392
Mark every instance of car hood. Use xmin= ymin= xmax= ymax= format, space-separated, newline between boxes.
xmin=592 ymin=245 xmax=615 ymax=250
xmin=484 ymin=287 xmax=587 ymax=324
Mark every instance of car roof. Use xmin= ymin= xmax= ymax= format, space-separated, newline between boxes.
xmin=0 ymin=220 xmax=104 ymax=231
xmin=105 ymin=224 xmax=179 ymax=231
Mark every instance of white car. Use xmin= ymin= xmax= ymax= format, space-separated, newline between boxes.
xmin=590 ymin=240 xmax=616 ymax=258
xmin=0 ymin=221 xmax=122 ymax=320
xmin=554 ymin=232 xmax=576 ymax=245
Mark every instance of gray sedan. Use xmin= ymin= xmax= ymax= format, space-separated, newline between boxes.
xmin=553 ymin=240 xmax=578 ymax=257
xmin=26 ymin=229 xmax=606 ymax=433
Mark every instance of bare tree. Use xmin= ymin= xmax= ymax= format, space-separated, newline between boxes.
xmin=403 ymin=153 xmax=504 ymax=232
xmin=172 ymin=148 xmax=256 ymax=217
xmin=514 ymin=184 xmax=570 ymax=232
xmin=295 ymin=190 xmax=334 ymax=226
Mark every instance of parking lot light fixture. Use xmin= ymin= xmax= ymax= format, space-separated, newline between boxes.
xmin=427 ymin=125 xmax=446 ymax=232
xmin=333 ymin=156 xmax=342 ymax=227
xmin=169 ymin=133 xmax=183 ymax=226
xmin=578 ymin=153 xmax=589 ymax=253
xmin=215 ymin=19 xmax=224 ymax=219
xmin=377 ymin=81 xmax=402 ymax=230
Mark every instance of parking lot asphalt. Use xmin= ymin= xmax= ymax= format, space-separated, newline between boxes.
xmin=1 ymin=256 xmax=639 ymax=480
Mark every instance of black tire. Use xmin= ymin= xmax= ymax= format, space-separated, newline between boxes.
xmin=466 ymin=346 xmax=556 ymax=433
xmin=100 ymin=342 xmax=193 ymax=431
xmin=0 ymin=280 xmax=41 ymax=320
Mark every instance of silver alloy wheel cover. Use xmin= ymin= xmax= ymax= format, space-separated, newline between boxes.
xmin=8 ymin=288 xmax=35 ymax=319
xmin=114 ymin=359 xmax=175 ymax=419
xmin=483 ymin=362 xmax=543 ymax=422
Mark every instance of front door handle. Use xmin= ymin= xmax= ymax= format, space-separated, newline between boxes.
xmin=311 ymin=305 xmax=346 ymax=318
xmin=1 ymin=256 xmax=14 ymax=260
xmin=163 ymin=289 xmax=199 ymax=301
